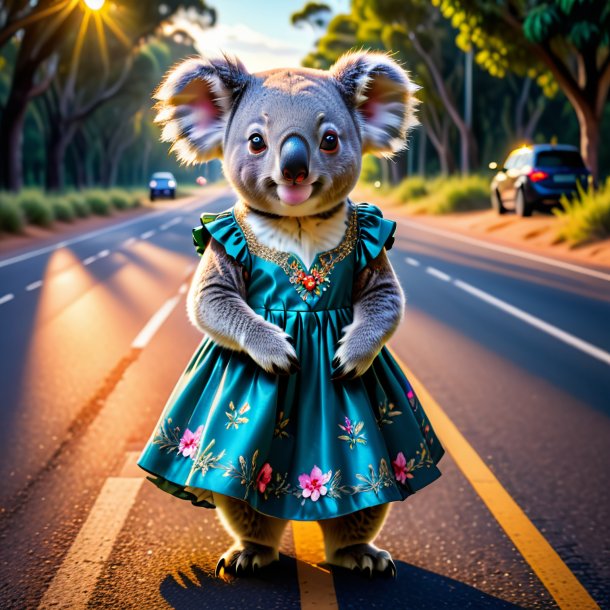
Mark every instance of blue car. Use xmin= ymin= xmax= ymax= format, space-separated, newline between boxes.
xmin=490 ymin=144 xmax=590 ymax=216
xmin=149 ymin=172 xmax=177 ymax=201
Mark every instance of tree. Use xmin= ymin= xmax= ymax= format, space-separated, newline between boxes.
xmin=433 ymin=0 xmax=610 ymax=181
xmin=0 ymin=0 xmax=215 ymax=191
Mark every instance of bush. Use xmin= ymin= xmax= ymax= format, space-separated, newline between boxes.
xmin=108 ymin=189 xmax=131 ymax=210
xmin=400 ymin=175 xmax=490 ymax=214
xmin=66 ymin=193 xmax=91 ymax=218
xmin=18 ymin=190 xmax=54 ymax=227
xmin=554 ymin=180 xmax=610 ymax=245
xmin=395 ymin=176 xmax=429 ymax=202
xmin=85 ymin=190 xmax=112 ymax=216
xmin=0 ymin=193 xmax=25 ymax=234
xmin=49 ymin=196 xmax=76 ymax=223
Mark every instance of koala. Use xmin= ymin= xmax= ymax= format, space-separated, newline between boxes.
xmin=152 ymin=50 xmax=420 ymax=577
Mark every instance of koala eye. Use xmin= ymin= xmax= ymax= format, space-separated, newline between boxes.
xmin=320 ymin=130 xmax=339 ymax=153
xmin=248 ymin=133 xmax=267 ymax=154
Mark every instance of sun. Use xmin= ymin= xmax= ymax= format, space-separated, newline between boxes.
xmin=83 ymin=0 xmax=105 ymax=10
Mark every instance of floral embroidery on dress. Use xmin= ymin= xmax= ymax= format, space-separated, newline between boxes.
xmin=256 ymin=463 xmax=272 ymax=493
xmin=392 ymin=443 xmax=435 ymax=487
xmin=289 ymin=260 xmax=330 ymax=302
xmin=219 ymin=449 xmax=261 ymax=500
xmin=352 ymin=459 xmax=395 ymax=496
xmin=298 ymin=466 xmax=331 ymax=502
xmin=152 ymin=417 xmax=183 ymax=454
xmin=376 ymin=400 xmax=402 ymax=427
xmin=338 ymin=416 xmax=367 ymax=449
xmin=274 ymin=411 xmax=290 ymax=439
xmin=193 ymin=439 xmax=225 ymax=475
xmin=225 ymin=401 xmax=251 ymax=430
xmin=178 ymin=426 xmax=203 ymax=458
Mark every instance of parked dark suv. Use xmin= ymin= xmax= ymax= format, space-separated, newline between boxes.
xmin=490 ymin=144 xmax=590 ymax=216
xmin=149 ymin=172 xmax=177 ymax=201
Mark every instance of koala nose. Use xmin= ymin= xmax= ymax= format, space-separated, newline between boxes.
xmin=280 ymin=135 xmax=309 ymax=184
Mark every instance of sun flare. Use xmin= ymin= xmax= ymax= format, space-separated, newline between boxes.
xmin=83 ymin=0 xmax=105 ymax=10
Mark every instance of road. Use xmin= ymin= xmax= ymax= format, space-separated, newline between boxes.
xmin=0 ymin=189 xmax=608 ymax=609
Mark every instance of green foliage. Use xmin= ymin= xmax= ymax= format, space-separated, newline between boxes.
xmin=49 ymin=197 xmax=76 ymax=223
xmin=108 ymin=189 xmax=131 ymax=210
xmin=18 ymin=191 xmax=54 ymax=227
xmin=360 ymin=155 xmax=382 ymax=183
xmin=395 ymin=176 xmax=429 ymax=202
xmin=0 ymin=193 xmax=25 ymax=233
xmin=394 ymin=175 xmax=489 ymax=214
xmin=84 ymin=191 xmax=112 ymax=216
xmin=65 ymin=193 xmax=91 ymax=218
xmin=554 ymin=180 xmax=610 ymax=245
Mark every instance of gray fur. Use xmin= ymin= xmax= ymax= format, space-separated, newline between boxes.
xmin=187 ymin=239 xmax=297 ymax=373
xmin=334 ymin=249 xmax=405 ymax=378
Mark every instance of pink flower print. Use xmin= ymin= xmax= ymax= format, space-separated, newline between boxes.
xmin=407 ymin=390 xmax=414 ymax=400
xmin=298 ymin=466 xmax=331 ymax=501
xmin=178 ymin=425 xmax=203 ymax=459
xmin=392 ymin=451 xmax=414 ymax=484
xmin=344 ymin=417 xmax=353 ymax=434
xmin=256 ymin=463 xmax=273 ymax=493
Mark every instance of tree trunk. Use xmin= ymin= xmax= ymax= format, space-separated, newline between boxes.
xmin=0 ymin=65 xmax=36 ymax=191
xmin=576 ymin=106 xmax=600 ymax=185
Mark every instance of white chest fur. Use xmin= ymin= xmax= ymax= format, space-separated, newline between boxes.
xmin=243 ymin=203 xmax=350 ymax=268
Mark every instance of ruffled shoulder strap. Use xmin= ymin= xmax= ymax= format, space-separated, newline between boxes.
xmin=192 ymin=208 xmax=250 ymax=268
xmin=354 ymin=203 xmax=397 ymax=273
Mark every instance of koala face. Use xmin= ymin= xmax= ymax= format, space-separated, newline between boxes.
xmin=224 ymin=69 xmax=363 ymax=216
xmin=154 ymin=52 xmax=419 ymax=217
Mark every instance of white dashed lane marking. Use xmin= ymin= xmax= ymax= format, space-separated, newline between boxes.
xmin=140 ymin=230 xmax=156 ymax=240
xmin=159 ymin=217 xmax=182 ymax=231
xmin=405 ymin=257 xmax=420 ymax=267
xmin=426 ymin=266 xmax=452 ymax=282
xmin=0 ymin=293 xmax=15 ymax=305
xmin=25 ymin=281 xmax=43 ymax=292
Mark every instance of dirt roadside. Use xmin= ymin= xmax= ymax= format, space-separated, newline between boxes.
xmin=356 ymin=186 xmax=610 ymax=270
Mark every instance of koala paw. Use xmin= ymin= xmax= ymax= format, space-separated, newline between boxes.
xmin=331 ymin=325 xmax=378 ymax=380
xmin=243 ymin=320 xmax=299 ymax=375
xmin=216 ymin=542 xmax=279 ymax=577
xmin=326 ymin=543 xmax=396 ymax=578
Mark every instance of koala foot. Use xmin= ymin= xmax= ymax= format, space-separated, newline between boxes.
xmin=326 ymin=543 xmax=396 ymax=578
xmin=215 ymin=542 xmax=279 ymax=577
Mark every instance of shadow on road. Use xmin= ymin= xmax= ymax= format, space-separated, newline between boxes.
xmin=159 ymin=555 xmax=524 ymax=609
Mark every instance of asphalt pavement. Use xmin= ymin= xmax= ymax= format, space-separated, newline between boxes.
xmin=0 ymin=189 xmax=608 ymax=609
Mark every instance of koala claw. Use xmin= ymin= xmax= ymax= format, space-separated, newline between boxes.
xmin=328 ymin=543 xmax=396 ymax=578
xmin=216 ymin=543 xmax=278 ymax=577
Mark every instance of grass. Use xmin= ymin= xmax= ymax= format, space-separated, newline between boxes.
xmin=553 ymin=179 xmax=610 ymax=246
xmin=0 ymin=188 xmax=143 ymax=235
xmin=392 ymin=174 xmax=490 ymax=214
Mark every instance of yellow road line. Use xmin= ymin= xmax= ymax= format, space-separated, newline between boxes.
xmin=291 ymin=521 xmax=338 ymax=609
xmin=38 ymin=454 xmax=144 ymax=610
xmin=389 ymin=347 xmax=600 ymax=610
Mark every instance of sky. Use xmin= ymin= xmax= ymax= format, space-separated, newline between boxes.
xmin=177 ymin=0 xmax=349 ymax=72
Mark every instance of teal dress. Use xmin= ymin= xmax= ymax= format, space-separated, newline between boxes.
xmin=138 ymin=202 xmax=444 ymax=521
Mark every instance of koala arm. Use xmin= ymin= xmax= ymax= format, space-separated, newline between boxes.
xmin=332 ymin=249 xmax=405 ymax=379
xmin=187 ymin=238 xmax=299 ymax=374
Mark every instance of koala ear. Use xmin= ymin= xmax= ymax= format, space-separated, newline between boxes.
xmin=331 ymin=51 xmax=420 ymax=157
xmin=154 ymin=54 xmax=250 ymax=164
